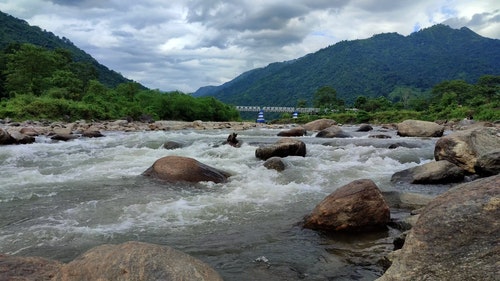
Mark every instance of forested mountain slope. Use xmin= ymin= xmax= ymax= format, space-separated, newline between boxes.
xmin=0 ymin=11 xmax=134 ymax=88
xmin=193 ymin=24 xmax=500 ymax=106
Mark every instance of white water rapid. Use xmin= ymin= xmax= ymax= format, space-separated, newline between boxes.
xmin=0 ymin=125 xmax=449 ymax=280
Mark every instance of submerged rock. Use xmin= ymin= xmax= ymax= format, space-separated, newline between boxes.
xmin=263 ymin=157 xmax=287 ymax=171
xmin=142 ymin=155 xmax=230 ymax=183
xmin=303 ymin=179 xmax=390 ymax=232
xmin=377 ymin=174 xmax=500 ymax=281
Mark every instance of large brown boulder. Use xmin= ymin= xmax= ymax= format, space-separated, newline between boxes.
xmin=397 ymin=120 xmax=444 ymax=137
xmin=55 ymin=241 xmax=223 ymax=281
xmin=434 ymin=127 xmax=500 ymax=173
xmin=391 ymin=160 xmax=465 ymax=184
xmin=142 ymin=156 xmax=230 ymax=183
xmin=0 ymin=254 xmax=62 ymax=280
xmin=303 ymin=179 xmax=390 ymax=232
xmin=255 ymin=138 xmax=306 ymax=160
xmin=377 ymin=175 xmax=500 ymax=281
xmin=277 ymin=127 xmax=306 ymax=137
xmin=302 ymin=119 xmax=337 ymax=131
xmin=315 ymin=125 xmax=351 ymax=138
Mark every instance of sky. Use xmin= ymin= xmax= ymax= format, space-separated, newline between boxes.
xmin=0 ymin=0 xmax=499 ymax=93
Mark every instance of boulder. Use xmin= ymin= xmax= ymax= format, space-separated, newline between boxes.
xmin=382 ymin=191 xmax=434 ymax=210
xmin=55 ymin=241 xmax=223 ymax=281
xmin=302 ymin=119 xmax=337 ymax=131
xmin=8 ymin=131 xmax=36 ymax=144
xmin=377 ymin=175 xmax=500 ymax=281
xmin=224 ymin=132 xmax=241 ymax=147
xmin=277 ymin=127 xmax=306 ymax=137
xmin=142 ymin=156 xmax=230 ymax=183
xmin=163 ymin=140 xmax=184 ymax=150
xmin=255 ymin=138 xmax=306 ymax=160
xmin=263 ymin=157 xmax=286 ymax=171
xmin=51 ymin=134 xmax=79 ymax=141
xmin=0 ymin=128 xmax=14 ymax=145
xmin=315 ymin=125 xmax=351 ymax=138
xmin=82 ymin=130 xmax=104 ymax=138
xmin=391 ymin=160 xmax=465 ymax=184
xmin=0 ymin=254 xmax=63 ymax=280
xmin=434 ymin=127 xmax=500 ymax=173
xmin=303 ymin=179 xmax=390 ymax=232
xmin=357 ymin=124 xmax=373 ymax=132
xmin=474 ymin=149 xmax=500 ymax=176
xmin=397 ymin=120 xmax=444 ymax=137
xmin=19 ymin=127 xmax=40 ymax=136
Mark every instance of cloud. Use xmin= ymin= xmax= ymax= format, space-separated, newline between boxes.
xmin=0 ymin=0 xmax=498 ymax=93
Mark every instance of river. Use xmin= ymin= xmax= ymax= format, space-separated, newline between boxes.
xmin=0 ymin=125 xmax=450 ymax=280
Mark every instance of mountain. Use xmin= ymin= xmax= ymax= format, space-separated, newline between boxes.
xmin=193 ymin=24 xmax=500 ymax=106
xmin=0 ymin=11 xmax=135 ymax=88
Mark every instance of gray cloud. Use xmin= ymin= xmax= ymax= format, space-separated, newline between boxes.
xmin=1 ymin=0 xmax=498 ymax=93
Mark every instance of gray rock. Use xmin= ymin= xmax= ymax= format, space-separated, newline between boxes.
xmin=397 ymin=120 xmax=444 ymax=137
xmin=302 ymin=119 xmax=337 ymax=131
xmin=391 ymin=160 xmax=465 ymax=184
xmin=255 ymin=138 xmax=306 ymax=160
xmin=277 ymin=127 xmax=306 ymax=137
xmin=315 ymin=125 xmax=351 ymax=138
xmin=263 ymin=157 xmax=286 ymax=171
xmin=474 ymin=149 xmax=500 ymax=176
xmin=0 ymin=128 xmax=14 ymax=145
xmin=434 ymin=127 xmax=500 ymax=173
xmin=377 ymin=175 xmax=500 ymax=281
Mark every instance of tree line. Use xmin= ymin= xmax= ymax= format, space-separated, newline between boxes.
xmin=0 ymin=43 xmax=240 ymax=122
xmin=301 ymin=75 xmax=499 ymax=124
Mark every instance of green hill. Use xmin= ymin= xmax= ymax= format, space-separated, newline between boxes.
xmin=193 ymin=24 xmax=500 ymax=106
xmin=0 ymin=10 xmax=135 ymax=88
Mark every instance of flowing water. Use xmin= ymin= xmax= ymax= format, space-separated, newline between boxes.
xmin=0 ymin=125 xmax=451 ymax=280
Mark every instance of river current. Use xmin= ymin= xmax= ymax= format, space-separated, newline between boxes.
xmin=0 ymin=125 xmax=450 ymax=280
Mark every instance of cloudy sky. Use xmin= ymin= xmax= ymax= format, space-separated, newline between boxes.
xmin=1 ymin=0 xmax=499 ymax=93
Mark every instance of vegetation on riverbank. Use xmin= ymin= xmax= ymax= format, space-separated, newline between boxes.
xmin=0 ymin=43 xmax=240 ymax=122
xmin=276 ymin=75 xmax=499 ymax=124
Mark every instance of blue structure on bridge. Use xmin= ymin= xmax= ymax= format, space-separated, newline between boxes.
xmin=256 ymin=110 xmax=265 ymax=123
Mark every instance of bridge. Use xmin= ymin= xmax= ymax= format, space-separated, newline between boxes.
xmin=235 ymin=106 xmax=320 ymax=113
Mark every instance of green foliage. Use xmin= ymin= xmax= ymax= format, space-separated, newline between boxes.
xmin=313 ymin=86 xmax=343 ymax=109
xmin=0 ymin=11 xmax=132 ymax=88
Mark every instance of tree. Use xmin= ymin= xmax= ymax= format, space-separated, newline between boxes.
xmin=4 ymin=44 xmax=59 ymax=95
xmin=313 ymin=86 xmax=344 ymax=109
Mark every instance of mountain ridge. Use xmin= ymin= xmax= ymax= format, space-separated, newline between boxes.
xmin=193 ymin=24 xmax=500 ymax=106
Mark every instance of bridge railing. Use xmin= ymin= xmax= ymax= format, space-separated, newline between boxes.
xmin=235 ymin=106 xmax=320 ymax=113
